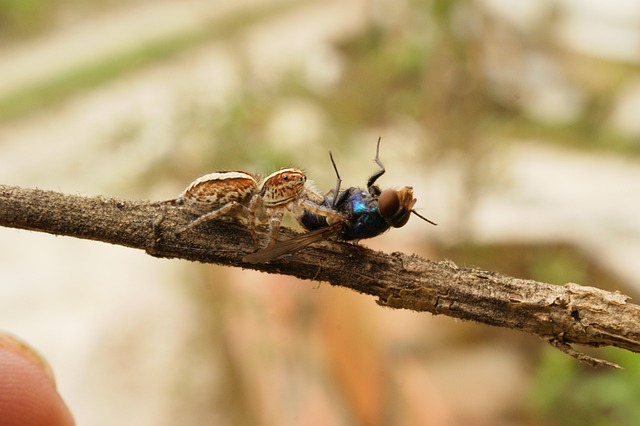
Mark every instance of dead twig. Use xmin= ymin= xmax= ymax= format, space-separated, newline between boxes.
xmin=1 ymin=184 xmax=638 ymax=368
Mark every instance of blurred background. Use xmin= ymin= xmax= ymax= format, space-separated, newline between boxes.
xmin=2 ymin=0 xmax=640 ymax=424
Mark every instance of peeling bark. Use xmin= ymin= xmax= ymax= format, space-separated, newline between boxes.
xmin=1 ymin=184 xmax=638 ymax=368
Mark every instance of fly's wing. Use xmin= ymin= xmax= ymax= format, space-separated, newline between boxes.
xmin=243 ymin=222 xmax=343 ymax=263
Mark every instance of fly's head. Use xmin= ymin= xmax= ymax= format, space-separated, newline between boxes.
xmin=378 ymin=186 xmax=437 ymax=228
xmin=259 ymin=168 xmax=307 ymax=208
xmin=378 ymin=186 xmax=416 ymax=228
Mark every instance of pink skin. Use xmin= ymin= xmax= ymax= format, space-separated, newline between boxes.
xmin=0 ymin=334 xmax=74 ymax=426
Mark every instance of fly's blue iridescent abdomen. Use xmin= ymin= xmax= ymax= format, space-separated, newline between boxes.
xmin=300 ymin=187 xmax=392 ymax=240
xmin=337 ymin=189 xmax=390 ymax=239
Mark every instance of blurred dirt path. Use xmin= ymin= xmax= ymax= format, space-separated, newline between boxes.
xmin=0 ymin=0 xmax=280 ymax=98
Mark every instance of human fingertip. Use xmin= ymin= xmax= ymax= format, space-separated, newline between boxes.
xmin=0 ymin=332 xmax=75 ymax=426
xmin=0 ymin=333 xmax=55 ymax=384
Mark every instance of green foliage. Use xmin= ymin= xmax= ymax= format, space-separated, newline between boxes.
xmin=0 ymin=0 xmax=52 ymax=39
xmin=531 ymin=348 xmax=640 ymax=426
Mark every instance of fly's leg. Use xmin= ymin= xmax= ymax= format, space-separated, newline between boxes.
xmin=328 ymin=151 xmax=342 ymax=208
xmin=366 ymin=136 xmax=386 ymax=191
xmin=175 ymin=202 xmax=248 ymax=235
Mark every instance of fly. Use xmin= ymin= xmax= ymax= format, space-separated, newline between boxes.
xmin=243 ymin=138 xmax=436 ymax=263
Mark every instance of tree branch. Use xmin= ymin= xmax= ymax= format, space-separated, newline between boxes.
xmin=1 ymin=184 xmax=638 ymax=368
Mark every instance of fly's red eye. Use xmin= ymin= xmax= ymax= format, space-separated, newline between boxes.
xmin=378 ymin=189 xmax=400 ymax=219
xmin=379 ymin=188 xmax=414 ymax=227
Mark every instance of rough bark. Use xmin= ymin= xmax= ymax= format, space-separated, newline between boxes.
xmin=1 ymin=184 xmax=638 ymax=368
